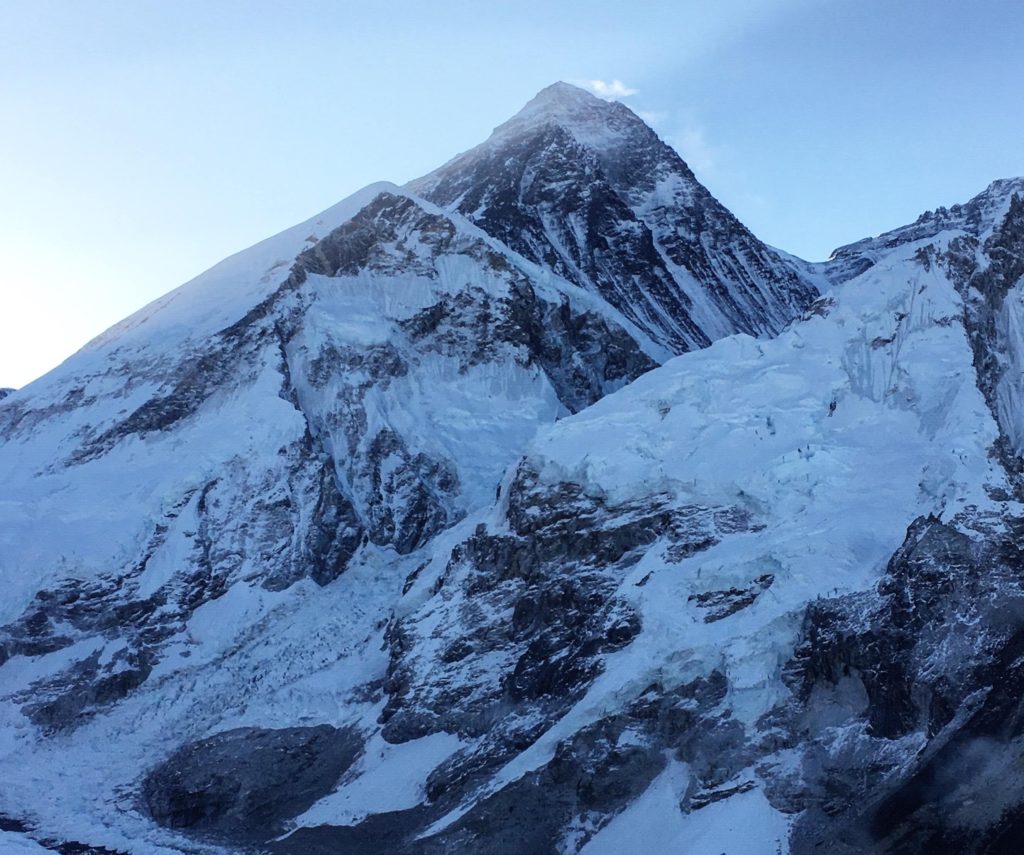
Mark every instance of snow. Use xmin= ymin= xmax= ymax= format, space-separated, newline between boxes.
xmin=411 ymin=80 xmax=815 ymax=359
xmin=0 ymin=831 xmax=56 ymax=853
xmin=287 ymin=254 xmax=570 ymax=511
xmin=293 ymin=730 xmax=466 ymax=828
xmin=484 ymin=81 xmax=645 ymax=160
xmin=995 ymin=278 xmax=1024 ymax=452
xmin=0 ymin=181 xmax=412 ymax=623
xmin=581 ymin=764 xmax=789 ymax=855
xmin=0 ymin=347 xmax=309 ymax=622
xmin=0 ymin=173 xmax=683 ymax=852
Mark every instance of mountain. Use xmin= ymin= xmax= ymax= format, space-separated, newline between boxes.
xmin=1 ymin=83 xmax=1023 ymax=854
xmin=410 ymin=82 xmax=818 ymax=349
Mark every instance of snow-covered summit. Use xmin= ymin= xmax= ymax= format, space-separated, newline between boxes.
xmin=487 ymin=81 xmax=647 ymax=151
xmin=499 ymin=81 xmax=605 ymax=121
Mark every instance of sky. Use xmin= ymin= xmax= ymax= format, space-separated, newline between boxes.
xmin=2 ymin=0 xmax=1023 ymax=388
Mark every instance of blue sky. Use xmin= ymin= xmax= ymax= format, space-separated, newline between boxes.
xmin=2 ymin=0 xmax=1023 ymax=387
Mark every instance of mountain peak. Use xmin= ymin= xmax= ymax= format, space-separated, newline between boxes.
xmin=490 ymin=80 xmax=645 ymax=147
xmin=523 ymin=80 xmax=605 ymax=111
xmin=978 ymin=175 xmax=1024 ymax=204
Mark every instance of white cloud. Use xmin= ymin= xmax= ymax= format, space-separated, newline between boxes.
xmin=580 ymin=79 xmax=638 ymax=99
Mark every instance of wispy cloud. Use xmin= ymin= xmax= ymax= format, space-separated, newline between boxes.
xmin=635 ymin=109 xmax=666 ymax=127
xmin=672 ymin=124 xmax=717 ymax=175
xmin=579 ymin=79 xmax=638 ymax=99
xmin=667 ymin=118 xmax=770 ymax=217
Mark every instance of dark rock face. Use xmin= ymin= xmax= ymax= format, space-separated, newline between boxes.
xmin=413 ymin=713 xmax=673 ymax=855
xmin=770 ymin=193 xmax=1024 ymax=854
xmin=499 ymin=283 xmax=658 ymax=413
xmin=281 ymin=189 xmax=668 ymax=564
xmin=141 ymin=725 xmax=361 ymax=845
xmin=417 ymin=122 xmax=708 ymax=353
xmin=296 ymin=192 xmax=459 ymax=279
xmin=0 ymin=187 xmax=667 ymax=738
xmin=65 ymin=284 xmax=296 ymax=468
xmin=18 ymin=646 xmax=156 ymax=732
xmin=362 ymin=428 xmax=461 ymax=555
xmin=399 ymin=281 xmax=658 ymax=415
xmin=377 ymin=467 xmax=650 ymax=747
xmin=780 ymin=514 xmax=1024 ymax=854
xmin=0 ymin=812 xmax=131 ymax=855
xmin=689 ymin=573 xmax=774 ymax=623
xmin=288 ymin=188 xmax=662 ymax=559
xmin=378 ymin=463 xmax=756 ymax=748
